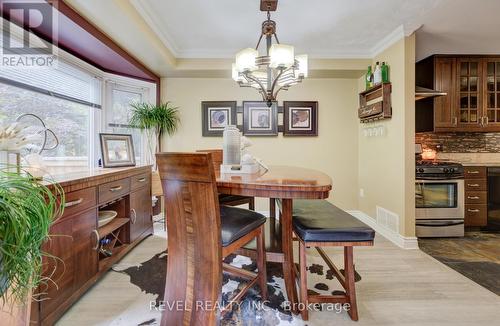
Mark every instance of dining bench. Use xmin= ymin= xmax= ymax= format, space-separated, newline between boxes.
xmin=278 ymin=199 xmax=375 ymax=321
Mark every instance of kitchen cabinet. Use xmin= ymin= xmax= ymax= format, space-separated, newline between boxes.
xmin=457 ymin=58 xmax=483 ymax=128
xmin=483 ymin=58 xmax=500 ymax=130
xmin=416 ymin=55 xmax=500 ymax=132
xmin=33 ymin=166 xmax=153 ymax=326
xmin=434 ymin=57 xmax=457 ymax=128
xmin=464 ymin=166 xmax=488 ymax=227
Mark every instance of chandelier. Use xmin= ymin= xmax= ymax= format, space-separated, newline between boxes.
xmin=232 ymin=0 xmax=308 ymax=106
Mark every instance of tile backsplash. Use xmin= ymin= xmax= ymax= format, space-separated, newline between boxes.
xmin=415 ymin=132 xmax=500 ymax=153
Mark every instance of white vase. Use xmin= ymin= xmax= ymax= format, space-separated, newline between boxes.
xmin=223 ymin=125 xmax=241 ymax=165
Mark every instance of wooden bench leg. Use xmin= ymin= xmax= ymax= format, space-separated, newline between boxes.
xmin=256 ymin=227 xmax=268 ymax=301
xmin=344 ymin=246 xmax=358 ymax=321
xmin=299 ymin=241 xmax=309 ymax=321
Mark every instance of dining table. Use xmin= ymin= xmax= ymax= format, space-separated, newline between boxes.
xmin=216 ymin=165 xmax=332 ymax=309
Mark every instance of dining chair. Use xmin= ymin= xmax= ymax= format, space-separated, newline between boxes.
xmin=196 ymin=149 xmax=255 ymax=210
xmin=156 ymin=152 xmax=267 ymax=326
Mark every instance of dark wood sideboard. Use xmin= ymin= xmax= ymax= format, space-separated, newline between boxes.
xmin=31 ymin=166 xmax=154 ymax=326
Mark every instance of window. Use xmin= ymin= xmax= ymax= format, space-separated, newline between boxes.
xmin=0 ymin=82 xmax=95 ymax=173
xmin=0 ymin=31 xmax=156 ymax=170
xmin=105 ymin=83 xmax=154 ymax=165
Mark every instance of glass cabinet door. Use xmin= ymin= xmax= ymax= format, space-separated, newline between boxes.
xmin=457 ymin=59 xmax=482 ymax=125
xmin=484 ymin=59 xmax=500 ymax=125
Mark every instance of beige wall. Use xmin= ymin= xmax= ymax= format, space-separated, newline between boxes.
xmin=160 ymin=36 xmax=416 ymax=238
xmin=357 ymin=35 xmax=416 ymax=237
xmin=161 ymin=78 xmax=360 ymax=211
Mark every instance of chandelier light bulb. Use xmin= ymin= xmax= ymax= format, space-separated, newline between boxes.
xmin=269 ymin=44 xmax=294 ymax=68
xmin=235 ymin=48 xmax=258 ymax=72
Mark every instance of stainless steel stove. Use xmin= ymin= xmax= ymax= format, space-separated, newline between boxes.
xmin=415 ymin=147 xmax=465 ymax=237
xmin=416 ymin=159 xmax=464 ymax=180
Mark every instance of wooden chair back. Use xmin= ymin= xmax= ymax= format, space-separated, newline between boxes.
xmin=196 ymin=149 xmax=222 ymax=173
xmin=156 ymin=152 xmax=222 ymax=326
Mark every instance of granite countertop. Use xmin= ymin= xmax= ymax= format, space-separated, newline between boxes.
xmin=459 ymin=162 xmax=500 ymax=167
xmin=436 ymin=153 xmax=500 ymax=167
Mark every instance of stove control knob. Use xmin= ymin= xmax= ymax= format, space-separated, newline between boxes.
xmin=449 ymin=168 xmax=455 ymax=173
xmin=418 ymin=168 xmax=424 ymax=173
xmin=443 ymin=168 xmax=449 ymax=173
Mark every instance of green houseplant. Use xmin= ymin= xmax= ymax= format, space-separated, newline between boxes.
xmin=0 ymin=169 xmax=64 ymax=306
xmin=129 ymin=102 xmax=180 ymax=167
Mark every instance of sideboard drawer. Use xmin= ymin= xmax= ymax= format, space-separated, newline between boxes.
xmin=61 ymin=187 xmax=97 ymax=219
xmin=464 ymin=166 xmax=487 ymax=179
xmin=465 ymin=179 xmax=487 ymax=191
xmin=98 ymin=178 xmax=130 ymax=204
xmin=131 ymin=172 xmax=151 ymax=191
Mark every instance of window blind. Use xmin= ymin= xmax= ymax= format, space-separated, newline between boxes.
xmin=0 ymin=26 xmax=101 ymax=108
xmin=0 ymin=59 xmax=102 ymax=108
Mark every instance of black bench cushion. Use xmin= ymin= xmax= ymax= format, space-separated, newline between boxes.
xmin=220 ymin=205 xmax=266 ymax=246
xmin=292 ymin=200 xmax=375 ymax=242
xmin=219 ymin=194 xmax=252 ymax=204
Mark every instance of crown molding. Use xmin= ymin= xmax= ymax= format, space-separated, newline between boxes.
xmin=370 ymin=24 xmax=421 ymax=57
xmin=130 ymin=0 xmax=180 ymax=57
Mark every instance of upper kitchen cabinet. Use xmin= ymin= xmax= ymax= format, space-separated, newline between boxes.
xmin=434 ymin=57 xmax=457 ymax=129
xmin=457 ymin=58 xmax=482 ymax=128
xmin=483 ymin=58 xmax=500 ymax=130
xmin=416 ymin=55 xmax=500 ymax=132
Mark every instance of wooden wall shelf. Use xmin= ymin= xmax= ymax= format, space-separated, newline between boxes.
xmin=358 ymin=82 xmax=392 ymax=123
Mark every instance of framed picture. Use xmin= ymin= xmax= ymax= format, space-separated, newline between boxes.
xmin=202 ymin=101 xmax=237 ymax=136
xmin=99 ymin=133 xmax=136 ymax=168
xmin=283 ymin=101 xmax=318 ymax=136
xmin=242 ymin=101 xmax=278 ymax=136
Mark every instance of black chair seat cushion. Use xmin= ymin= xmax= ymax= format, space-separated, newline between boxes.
xmin=219 ymin=194 xmax=252 ymax=204
xmin=220 ymin=205 xmax=266 ymax=247
xmin=292 ymin=200 xmax=375 ymax=242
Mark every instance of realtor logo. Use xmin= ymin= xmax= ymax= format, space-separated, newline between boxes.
xmin=1 ymin=0 xmax=58 ymax=67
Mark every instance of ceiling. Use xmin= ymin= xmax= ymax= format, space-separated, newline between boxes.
xmin=415 ymin=0 xmax=500 ymax=61
xmin=64 ymin=0 xmax=500 ymax=76
xmin=130 ymin=0 xmax=436 ymax=58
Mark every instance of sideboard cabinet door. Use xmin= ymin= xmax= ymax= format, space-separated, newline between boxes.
xmin=130 ymin=186 xmax=152 ymax=242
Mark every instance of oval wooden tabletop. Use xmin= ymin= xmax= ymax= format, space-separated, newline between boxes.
xmin=216 ymin=165 xmax=332 ymax=199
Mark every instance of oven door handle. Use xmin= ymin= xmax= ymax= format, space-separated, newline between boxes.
xmin=416 ymin=221 xmax=464 ymax=227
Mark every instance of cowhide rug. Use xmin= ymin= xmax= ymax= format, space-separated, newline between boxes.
xmin=112 ymin=246 xmax=361 ymax=325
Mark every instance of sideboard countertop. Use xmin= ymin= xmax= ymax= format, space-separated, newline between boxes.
xmin=42 ymin=165 xmax=152 ymax=191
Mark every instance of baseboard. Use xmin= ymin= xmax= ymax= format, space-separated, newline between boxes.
xmin=347 ymin=210 xmax=419 ymax=250
xmin=258 ymin=209 xmax=418 ymax=250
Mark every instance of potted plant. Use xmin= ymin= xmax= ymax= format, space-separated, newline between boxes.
xmin=129 ymin=102 xmax=180 ymax=167
xmin=0 ymin=169 xmax=64 ymax=324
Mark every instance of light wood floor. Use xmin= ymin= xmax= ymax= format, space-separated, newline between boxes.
xmin=58 ymin=225 xmax=500 ymax=326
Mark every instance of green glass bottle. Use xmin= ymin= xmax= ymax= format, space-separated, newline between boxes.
xmin=365 ymin=65 xmax=372 ymax=90
xmin=381 ymin=62 xmax=389 ymax=83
